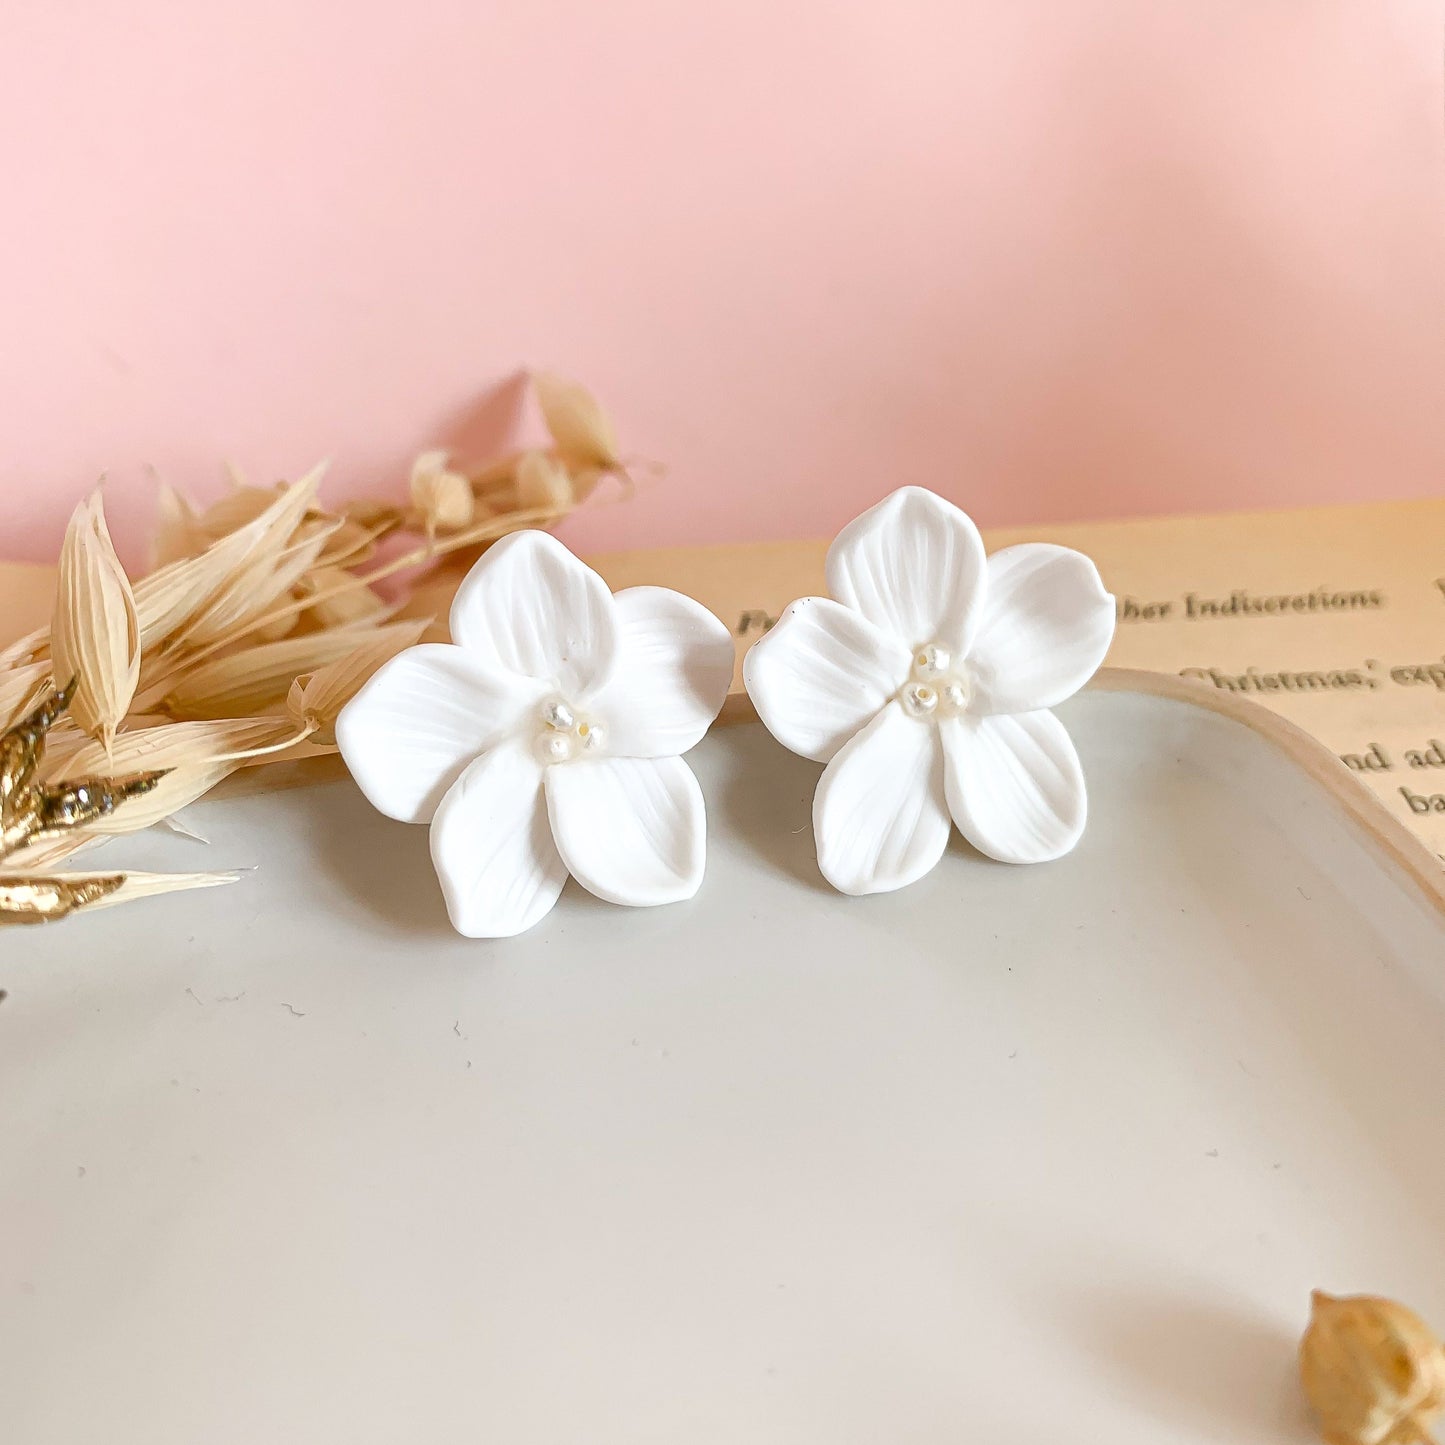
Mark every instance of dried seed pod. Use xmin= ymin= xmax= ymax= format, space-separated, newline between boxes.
xmin=1300 ymin=1290 xmax=1445 ymax=1445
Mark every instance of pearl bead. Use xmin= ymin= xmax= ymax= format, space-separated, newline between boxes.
xmin=913 ymin=643 xmax=950 ymax=679
xmin=901 ymin=681 xmax=938 ymax=717
xmin=541 ymin=698 xmax=575 ymax=731
xmin=940 ymin=679 xmax=969 ymax=714
xmin=578 ymin=721 xmax=606 ymax=753
xmin=536 ymin=731 xmax=574 ymax=765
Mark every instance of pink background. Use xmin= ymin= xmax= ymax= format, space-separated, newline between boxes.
xmin=2 ymin=2 xmax=1443 ymax=568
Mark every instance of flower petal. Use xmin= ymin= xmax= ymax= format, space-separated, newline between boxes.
xmin=448 ymin=530 xmax=617 ymax=698
xmin=743 ymin=596 xmax=911 ymax=763
xmin=940 ymin=708 xmax=1086 ymax=865
xmin=813 ymin=700 xmax=950 ymax=895
xmin=590 ymin=587 xmax=734 ymax=758
xmin=429 ymin=743 xmax=568 ymax=937
xmin=825 ymin=487 xmax=987 ymax=654
xmin=966 ymin=544 xmax=1115 ymax=715
xmin=545 ymin=755 xmax=705 ymax=907
xmin=336 ymin=644 xmax=544 ymax=824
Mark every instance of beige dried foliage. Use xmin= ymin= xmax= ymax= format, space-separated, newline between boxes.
xmin=83 ymin=869 xmax=239 ymax=911
xmin=1301 ymin=1291 xmax=1445 ymax=1445
xmin=164 ymin=624 xmax=414 ymax=721
xmin=0 ymin=371 xmax=622 ymax=922
xmin=297 ymin=566 xmax=388 ymax=630
xmin=287 ymin=618 xmax=430 ymax=745
xmin=0 ymin=661 xmax=51 ymax=729
xmin=7 ymin=832 xmax=101 ymax=870
xmin=0 ymin=628 xmax=47 ymax=671
xmin=134 ymin=468 xmax=326 ymax=646
xmin=49 ymin=490 xmax=141 ymax=749
xmin=410 ymin=450 xmax=474 ymax=538
xmin=58 ymin=717 xmax=303 ymax=777
xmin=515 ymin=449 xmax=574 ymax=518
xmin=151 ymin=483 xmax=209 ymax=569
xmin=533 ymin=371 xmax=622 ymax=476
xmin=200 ymin=484 xmax=288 ymax=537
xmin=176 ymin=465 xmax=328 ymax=645
xmin=86 ymin=761 xmax=251 ymax=834
xmin=0 ymin=868 xmax=237 ymax=924
xmin=314 ymin=516 xmax=384 ymax=568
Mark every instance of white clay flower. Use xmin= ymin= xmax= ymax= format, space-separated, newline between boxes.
xmin=337 ymin=531 xmax=734 ymax=937
xmin=743 ymin=487 xmax=1115 ymax=894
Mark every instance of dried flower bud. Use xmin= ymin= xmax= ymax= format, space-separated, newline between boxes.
xmin=514 ymin=449 xmax=573 ymax=517
xmin=1300 ymin=1291 xmax=1445 ymax=1445
xmin=409 ymin=450 xmax=474 ymax=537
xmin=532 ymin=372 xmax=621 ymax=473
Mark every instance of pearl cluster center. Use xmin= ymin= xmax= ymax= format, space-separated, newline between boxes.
xmin=533 ymin=696 xmax=606 ymax=764
xmin=897 ymin=643 xmax=971 ymax=722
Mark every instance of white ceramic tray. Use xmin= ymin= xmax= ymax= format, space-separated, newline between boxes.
xmin=3 ymin=676 xmax=1444 ymax=1444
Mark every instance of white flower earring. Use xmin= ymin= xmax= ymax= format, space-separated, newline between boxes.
xmin=743 ymin=487 xmax=1115 ymax=895
xmin=336 ymin=531 xmax=734 ymax=937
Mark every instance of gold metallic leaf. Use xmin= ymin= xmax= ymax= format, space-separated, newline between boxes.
xmin=0 ymin=869 xmax=237 ymax=925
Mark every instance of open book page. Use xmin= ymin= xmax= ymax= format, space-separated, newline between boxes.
xmin=593 ymin=497 xmax=1445 ymax=860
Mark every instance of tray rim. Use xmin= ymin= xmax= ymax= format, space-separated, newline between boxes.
xmin=718 ymin=665 xmax=1445 ymax=916
xmin=214 ymin=667 xmax=1445 ymax=919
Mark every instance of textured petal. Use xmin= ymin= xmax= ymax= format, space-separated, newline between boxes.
xmin=812 ymin=700 xmax=950 ymax=895
xmin=545 ymin=755 xmax=705 ymax=907
xmin=590 ymin=587 xmax=733 ymax=758
xmin=743 ymin=596 xmax=910 ymax=764
xmin=448 ymin=530 xmax=617 ymax=699
xmin=429 ymin=743 xmax=567 ymax=937
xmin=941 ymin=708 xmax=1086 ymax=865
xmin=336 ymin=643 xmax=544 ymax=824
xmin=967 ymin=544 xmax=1116 ymax=715
xmin=825 ymin=487 xmax=987 ymax=655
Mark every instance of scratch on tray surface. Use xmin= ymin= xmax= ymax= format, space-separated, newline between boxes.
xmin=280 ymin=1002 xmax=306 ymax=1017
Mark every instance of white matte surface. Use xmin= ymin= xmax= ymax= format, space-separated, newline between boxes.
xmin=3 ymin=692 xmax=1444 ymax=1444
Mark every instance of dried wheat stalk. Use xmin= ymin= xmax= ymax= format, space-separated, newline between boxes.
xmin=0 ymin=372 xmax=629 ymax=924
